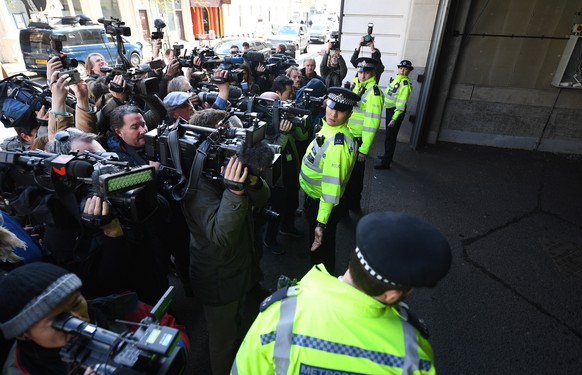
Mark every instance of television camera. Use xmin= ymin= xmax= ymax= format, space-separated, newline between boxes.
xmin=0 ymin=150 xmax=159 ymax=224
xmin=236 ymin=96 xmax=311 ymax=135
xmin=98 ymin=17 xmax=131 ymax=37
xmin=50 ymin=34 xmax=81 ymax=84
xmin=145 ymin=113 xmax=281 ymax=197
xmin=103 ymin=64 xmax=160 ymax=96
xmin=264 ymin=53 xmax=297 ymax=76
xmin=53 ymin=286 xmax=187 ymax=375
xmin=151 ymin=19 xmax=166 ymax=40
xmin=300 ymin=87 xmax=326 ymax=110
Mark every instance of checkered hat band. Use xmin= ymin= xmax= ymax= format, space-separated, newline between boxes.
xmin=355 ymin=247 xmax=399 ymax=286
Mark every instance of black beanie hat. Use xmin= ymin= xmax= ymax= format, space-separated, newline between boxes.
xmin=0 ymin=262 xmax=82 ymax=339
xmin=355 ymin=211 xmax=452 ymax=288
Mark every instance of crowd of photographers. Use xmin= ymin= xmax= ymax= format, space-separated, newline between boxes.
xmin=0 ymin=17 xmax=422 ymax=374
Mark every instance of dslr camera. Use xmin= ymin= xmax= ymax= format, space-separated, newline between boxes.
xmin=50 ymin=34 xmax=81 ymax=84
xmin=361 ymin=23 xmax=375 ymax=46
xmin=329 ymin=31 xmax=340 ymax=51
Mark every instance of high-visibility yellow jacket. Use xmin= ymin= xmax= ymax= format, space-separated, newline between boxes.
xmin=348 ymin=75 xmax=384 ymax=155
xmin=231 ymin=265 xmax=437 ymax=375
xmin=299 ymin=120 xmax=356 ymax=224
xmin=384 ymin=74 xmax=413 ymax=120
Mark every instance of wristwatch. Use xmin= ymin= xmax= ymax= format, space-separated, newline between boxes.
xmin=316 ymin=222 xmax=326 ymax=230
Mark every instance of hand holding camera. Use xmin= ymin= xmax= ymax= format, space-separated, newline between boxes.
xmin=360 ymin=23 xmax=375 ymax=47
xmin=223 ymin=157 xmax=248 ymax=195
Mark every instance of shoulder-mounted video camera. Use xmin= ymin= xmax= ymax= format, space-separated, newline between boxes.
xmin=151 ymin=19 xmax=166 ymax=40
xmin=264 ymin=53 xmax=297 ymax=76
xmin=53 ymin=287 xmax=187 ymax=375
xmin=98 ymin=17 xmax=131 ymax=37
xmin=0 ymin=149 xmax=158 ymax=224
xmin=236 ymin=97 xmax=310 ymax=138
xmin=145 ymin=115 xmax=281 ymax=194
xmin=102 ymin=65 xmax=160 ymax=96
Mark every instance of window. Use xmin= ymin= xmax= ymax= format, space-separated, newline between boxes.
xmin=81 ymin=29 xmax=104 ymax=44
xmin=13 ymin=13 xmax=26 ymax=29
xmin=63 ymin=31 xmax=84 ymax=46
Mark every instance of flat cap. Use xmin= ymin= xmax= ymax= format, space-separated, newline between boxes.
xmin=163 ymin=91 xmax=193 ymax=111
xmin=397 ymin=60 xmax=414 ymax=71
xmin=327 ymin=87 xmax=361 ymax=112
xmin=355 ymin=57 xmax=379 ymax=72
xmin=355 ymin=211 xmax=451 ymax=288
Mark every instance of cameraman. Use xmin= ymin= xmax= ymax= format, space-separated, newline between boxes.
xmin=182 ymin=109 xmax=271 ymax=375
xmin=0 ymin=262 xmax=189 ymax=375
xmin=259 ymin=92 xmax=308 ymax=254
xmin=321 ymin=41 xmax=347 ymax=88
xmin=84 ymin=53 xmax=108 ymax=101
xmin=97 ymin=74 xmax=166 ymax=139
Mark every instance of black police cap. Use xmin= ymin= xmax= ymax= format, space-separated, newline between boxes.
xmin=355 ymin=57 xmax=379 ymax=72
xmin=327 ymin=87 xmax=360 ymax=112
xmin=355 ymin=212 xmax=451 ymax=288
xmin=397 ymin=60 xmax=414 ymax=71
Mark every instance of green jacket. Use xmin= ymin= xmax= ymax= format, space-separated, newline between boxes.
xmin=180 ymin=177 xmax=270 ymax=306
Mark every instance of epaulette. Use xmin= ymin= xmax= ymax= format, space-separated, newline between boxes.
xmin=334 ymin=132 xmax=345 ymax=145
xmin=373 ymin=85 xmax=381 ymax=96
xmin=403 ymin=79 xmax=410 ymax=86
xmin=397 ymin=302 xmax=430 ymax=339
xmin=259 ymin=286 xmax=300 ymax=312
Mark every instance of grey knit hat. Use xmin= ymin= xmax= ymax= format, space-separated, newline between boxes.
xmin=0 ymin=262 xmax=82 ymax=339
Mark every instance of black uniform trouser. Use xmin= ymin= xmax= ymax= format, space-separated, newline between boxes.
xmin=343 ymin=153 xmax=365 ymax=209
xmin=304 ymin=195 xmax=344 ymax=275
xmin=265 ymin=155 xmax=300 ymax=244
xmin=380 ymin=107 xmax=405 ymax=166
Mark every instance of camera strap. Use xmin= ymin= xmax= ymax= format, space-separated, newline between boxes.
xmin=169 ymin=128 xmax=210 ymax=201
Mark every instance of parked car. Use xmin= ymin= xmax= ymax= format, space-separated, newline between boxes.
xmin=268 ymin=24 xmax=309 ymax=55
xmin=309 ymin=24 xmax=329 ymax=44
xmin=213 ymin=38 xmax=272 ymax=60
xmin=20 ymin=23 xmax=143 ymax=76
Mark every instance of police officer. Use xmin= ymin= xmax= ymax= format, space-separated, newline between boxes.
xmin=376 ymin=59 xmax=414 ymax=169
xmin=231 ymin=211 xmax=452 ymax=374
xmin=345 ymin=57 xmax=384 ymax=212
xmin=299 ymin=87 xmax=360 ymax=274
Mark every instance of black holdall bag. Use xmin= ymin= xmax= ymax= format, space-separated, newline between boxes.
xmin=0 ymin=74 xmax=45 ymax=130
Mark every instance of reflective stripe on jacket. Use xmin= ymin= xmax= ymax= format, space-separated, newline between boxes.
xmin=231 ymin=265 xmax=436 ymax=375
xmin=348 ymin=75 xmax=384 ymax=155
xmin=384 ymin=74 xmax=412 ymax=121
xmin=299 ymin=120 xmax=356 ymax=224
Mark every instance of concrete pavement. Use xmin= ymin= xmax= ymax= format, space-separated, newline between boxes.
xmin=169 ymin=136 xmax=582 ymax=374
